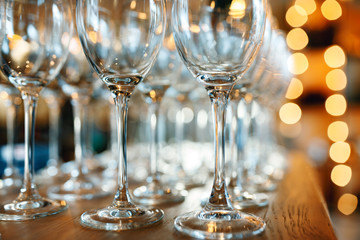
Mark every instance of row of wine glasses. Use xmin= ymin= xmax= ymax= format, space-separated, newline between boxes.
xmin=226 ymin=23 xmax=292 ymax=212
xmin=0 ymin=0 xmax=294 ymax=239
xmin=47 ymin=13 xmax=110 ymax=201
xmin=0 ymin=0 xmax=73 ymax=220
xmin=171 ymin=0 xmax=268 ymax=238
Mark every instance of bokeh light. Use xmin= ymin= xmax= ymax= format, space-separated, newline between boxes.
xmin=286 ymin=5 xmax=308 ymax=28
xmin=288 ymin=53 xmax=309 ymax=75
xmin=285 ymin=78 xmax=303 ymax=99
xmin=338 ymin=194 xmax=358 ymax=215
xmin=329 ymin=141 xmax=351 ymax=163
xmin=327 ymin=121 xmax=349 ymax=142
xmin=331 ymin=165 xmax=352 ymax=187
xmin=295 ymin=0 xmax=317 ymax=15
xmin=286 ymin=28 xmax=309 ymax=51
xmin=321 ymin=0 xmax=342 ymax=21
xmin=279 ymin=103 xmax=302 ymax=124
xmin=326 ymin=69 xmax=347 ymax=91
xmin=325 ymin=94 xmax=347 ymax=116
xmin=324 ymin=45 xmax=346 ymax=68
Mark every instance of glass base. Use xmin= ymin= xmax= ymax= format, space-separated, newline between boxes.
xmin=0 ymin=198 xmax=67 ymax=221
xmin=174 ymin=210 xmax=266 ymax=239
xmin=81 ymin=205 xmax=164 ymax=231
xmin=132 ymin=183 xmax=185 ymax=205
xmin=231 ymin=192 xmax=269 ymax=209
xmin=47 ymin=178 xmax=110 ymax=201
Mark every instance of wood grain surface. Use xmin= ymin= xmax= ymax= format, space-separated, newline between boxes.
xmin=0 ymin=152 xmax=337 ymax=240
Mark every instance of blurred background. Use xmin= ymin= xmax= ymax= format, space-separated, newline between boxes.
xmin=0 ymin=0 xmax=359 ymax=239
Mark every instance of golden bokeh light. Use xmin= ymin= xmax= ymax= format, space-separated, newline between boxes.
xmin=279 ymin=103 xmax=302 ymax=125
xmin=295 ymin=0 xmax=317 ymax=15
xmin=288 ymin=53 xmax=309 ymax=75
xmin=321 ymin=0 xmax=342 ymax=21
xmin=338 ymin=194 xmax=358 ymax=215
xmin=285 ymin=78 xmax=303 ymax=99
xmin=327 ymin=121 xmax=349 ymax=142
xmin=229 ymin=0 xmax=246 ymax=19
xmin=331 ymin=165 xmax=352 ymax=187
xmin=286 ymin=28 xmax=309 ymax=51
xmin=286 ymin=5 xmax=308 ymax=28
xmin=329 ymin=141 xmax=351 ymax=163
xmin=324 ymin=45 xmax=346 ymax=68
xmin=326 ymin=69 xmax=347 ymax=91
xmin=325 ymin=94 xmax=347 ymax=116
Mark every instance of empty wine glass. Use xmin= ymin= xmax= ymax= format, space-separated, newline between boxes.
xmin=226 ymin=18 xmax=274 ymax=210
xmin=132 ymin=0 xmax=185 ymax=205
xmin=47 ymin=18 xmax=110 ymax=201
xmin=37 ymin=81 xmax=66 ymax=184
xmin=0 ymin=0 xmax=73 ymax=220
xmin=172 ymin=0 xmax=267 ymax=238
xmin=171 ymin=67 xmax=208 ymax=189
xmin=77 ymin=0 xmax=166 ymax=230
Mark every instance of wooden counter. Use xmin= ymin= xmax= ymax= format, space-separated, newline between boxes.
xmin=0 ymin=152 xmax=337 ymax=240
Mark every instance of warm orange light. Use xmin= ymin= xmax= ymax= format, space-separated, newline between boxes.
xmin=329 ymin=141 xmax=351 ymax=163
xmin=288 ymin=53 xmax=309 ymax=75
xmin=338 ymin=194 xmax=358 ymax=215
xmin=295 ymin=0 xmax=317 ymax=15
xmin=229 ymin=0 xmax=246 ymax=19
xmin=130 ymin=0 xmax=136 ymax=9
xmin=328 ymin=121 xmax=349 ymax=142
xmin=325 ymin=94 xmax=347 ymax=116
xmin=190 ymin=24 xmax=201 ymax=34
xmin=88 ymin=31 xmax=97 ymax=44
xmin=326 ymin=69 xmax=347 ymax=91
xmin=331 ymin=165 xmax=352 ymax=187
xmin=324 ymin=45 xmax=346 ymax=68
xmin=285 ymin=78 xmax=303 ymax=99
xmin=321 ymin=0 xmax=342 ymax=21
xmin=279 ymin=103 xmax=302 ymax=124
xmin=286 ymin=5 xmax=308 ymax=28
xmin=286 ymin=28 xmax=309 ymax=51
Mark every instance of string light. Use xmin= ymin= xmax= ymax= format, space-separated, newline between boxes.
xmin=325 ymin=94 xmax=347 ymax=116
xmin=338 ymin=194 xmax=358 ymax=215
xmin=331 ymin=165 xmax=352 ymax=187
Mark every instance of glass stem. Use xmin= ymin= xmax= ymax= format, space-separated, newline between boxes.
xmin=205 ymin=90 xmax=232 ymax=211
xmin=71 ymin=99 xmax=87 ymax=180
xmin=112 ymin=93 xmax=132 ymax=206
xmin=175 ymin=101 xmax=185 ymax=176
xmin=242 ymin=98 xmax=255 ymax=189
xmin=48 ymin=101 xmax=60 ymax=168
xmin=228 ymin=100 xmax=239 ymax=192
xmin=148 ymin=102 xmax=161 ymax=183
xmin=17 ymin=93 xmax=41 ymax=202
xmin=5 ymin=101 xmax=16 ymax=173
xmin=234 ymin=97 xmax=251 ymax=193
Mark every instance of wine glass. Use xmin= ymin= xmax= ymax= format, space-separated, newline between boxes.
xmin=76 ymin=0 xmax=166 ymax=230
xmin=37 ymin=81 xmax=66 ymax=184
xmin=47 ymin=20 xmax=110 ymax=201
xmin=0 ymin=0 xmax=73 ymax=220
xmin=171 ymin=67 xmax=208 ymax=189
xmin=132 ymin=0 xmax=185 ymax=205
xmin=172 ymin=0 xmax=267 ymax=238
xmin=0 ymin=71 xmax=22 ymax=192
xmin=226 ymin=17 xmax=275 ymax=210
